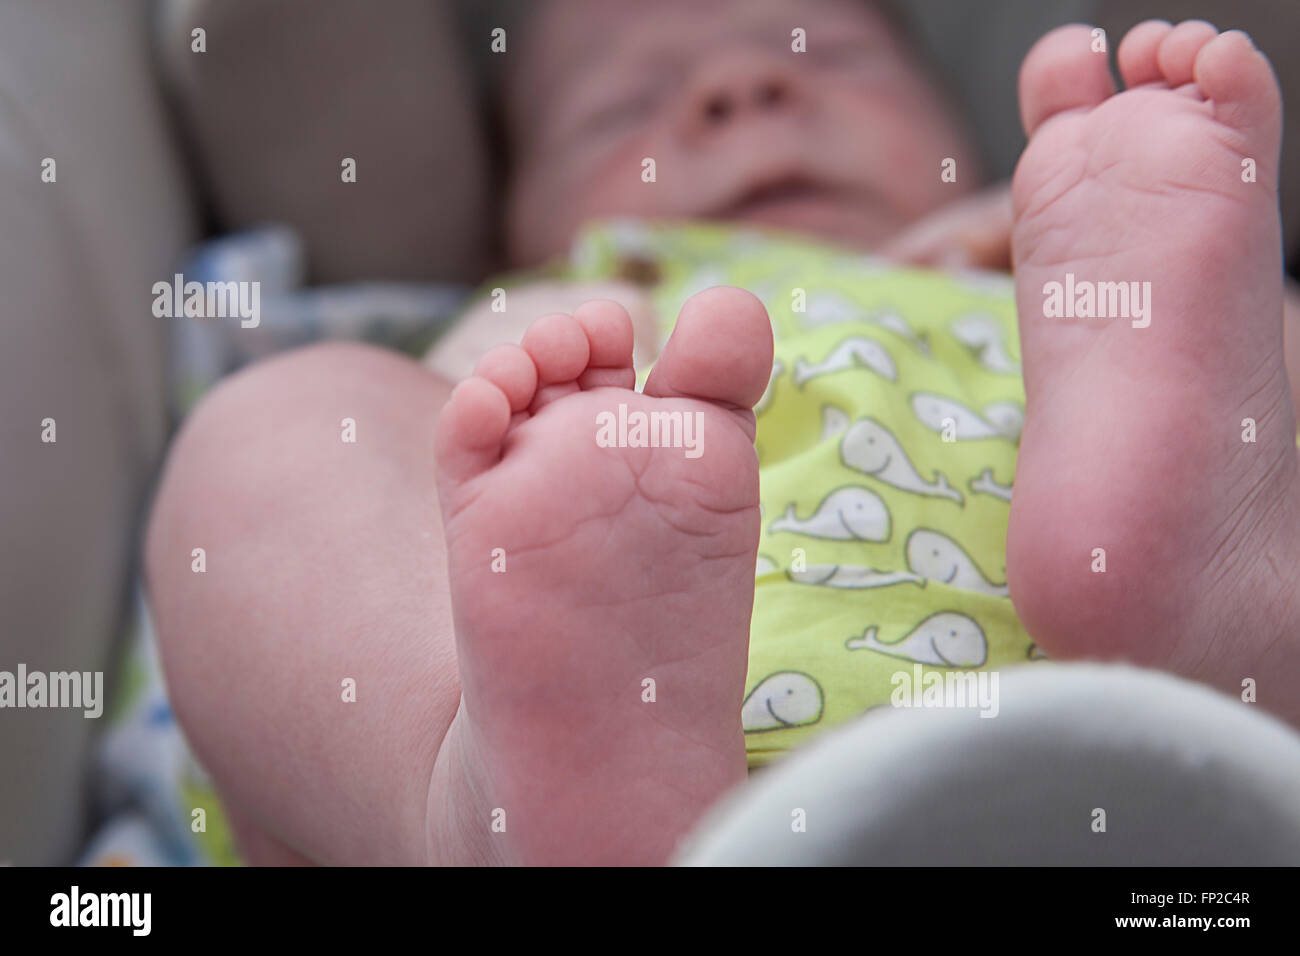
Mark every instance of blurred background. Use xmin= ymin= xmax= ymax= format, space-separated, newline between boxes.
xmin=2 ymin=0 xmax=1298 ymax=865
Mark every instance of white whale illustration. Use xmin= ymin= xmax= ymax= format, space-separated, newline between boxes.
xmin=905 ymin=529 xmax=1008 ymax=596
xmin=793 ymin=336 xmax=897 ymax=386
xmin=949 ymin=313 xmax=1020 ymax=375
xmin=981 ymin=401 xmax=1024 ymax=442
xmin=768 ymin=486 xmax=891 ymax=541
xmin=755 ymin=554 xmax=779 ymax=577
xmin=910 ymin=392 xmax=1020 ymax=442
xmin=800 ymin=298 xmax=931 ymax=355
xmin=969 ymin=468 xmax=1013 ymax=502
xmin=840 ymin=419 xmax=963 ymax=504
xmin=846 ymin=612 xmax=988 ymax=667
xmin=870 ymin=311 xmax=931 ymax=355
xmin=789 ymin=565 xmax=924 ymax=589
xmin=755 ymin=360 xmax=784 ymax=416
xmin=741 ymin=671 xmax=825 ymax=732
xmin=821 ymin=403 xmax=851 ymax=441
xmin=801 ymin=292 xmax=863 ymax=327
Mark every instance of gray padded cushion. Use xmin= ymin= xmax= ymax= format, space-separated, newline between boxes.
xmin=0 ymin=0 xmax=196 ymax=864
xmin=675 ymin=663 xmax=1300 ymax=865
xmin=158 ymin=0 xmax=492 ymax=284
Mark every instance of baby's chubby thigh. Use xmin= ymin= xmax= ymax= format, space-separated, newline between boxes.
xmin=146 ymin=341 xmax=463 ymax=865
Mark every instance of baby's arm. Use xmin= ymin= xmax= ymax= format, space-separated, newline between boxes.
xmin=880 ymin=182 xmax=1012 ymax=271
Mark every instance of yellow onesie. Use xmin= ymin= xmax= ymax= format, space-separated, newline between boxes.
xmin=88 ymin=215 xmax=1040 ymax=866
xmin=567 ymin=218 xmax=1038 ymax=769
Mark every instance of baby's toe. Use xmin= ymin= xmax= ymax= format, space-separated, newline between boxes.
xmin=643 ymin=286 xmax=773 ymax=411
xmin=1117 ymin=20 xmax=1173 ymax=88
xmin=573 ymin=299 xmax=637 ymax=390
xmin=474 ymin=343 xmax=538 ymax=413
xmin=435 ymin=376 xmax=513 ymax=482
xmin=1018 ymin=23 xmax=1115 ymax=138
xmin=521 ymin=311 xmax=589 ymax=410
xmin=1155 ymin=20 xmax=1218 ymax=89
xmin=1195 ymin=29 xmax=1283 ymax=140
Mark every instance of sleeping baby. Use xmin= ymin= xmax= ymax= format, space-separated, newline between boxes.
xmin=145 ymin=0 xmax=1300 ymax=865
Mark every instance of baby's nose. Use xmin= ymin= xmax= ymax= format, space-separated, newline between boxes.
xmin=681 ymin=53 xmax=804 ymax=135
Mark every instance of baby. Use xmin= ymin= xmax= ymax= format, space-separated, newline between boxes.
xmin=145 ymin=0 xmax=1300 ymax=866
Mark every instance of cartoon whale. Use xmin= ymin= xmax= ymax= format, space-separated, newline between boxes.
xmin=905 ymin=529 xmax=1008 ymax=596
xmin=846 ymin=612 xmax=988 ymax=667
xmin=840 ymin=419 xmax=963 ymax=504
xmin=768 ymin=486 xmax=891 ymax=541
xmin=789 ymin=565 xmax=924 ymax=589
xmin=949 ymin=312 xmax=1020 ymax=375
xmin=793 ymin=336 xmax=897 ymax=386
xmin=870 ymin=311 xmax=932 ymax=355
xmin=969 ymin=468 xmax=1013 ymax=502
xmin=741 ymin=671 xmax=825 ymax=732
xmin=799 ymin=295 xmax=930 ymax=352
xmin=755 ymin=360 xmax=784 ymax=416
xmin=821 ymin=403 xmax=851 ymax=441
xmin=801 ymin=292 xmax=863 ymax=327
xmin=910 ymin=392 xmax=1020 ymax=442
xmin=981 ymin=401 xmax=1024 ymax=442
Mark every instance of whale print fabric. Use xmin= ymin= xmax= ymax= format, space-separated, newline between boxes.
xmin=573 ymin=219 xmax=1037 ymax=768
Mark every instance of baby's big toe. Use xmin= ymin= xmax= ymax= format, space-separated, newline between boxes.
xmin=1018 ymin=24 xmax=1116 ymax=138
xmin=643 ymin=286 xmax=774 ymax=412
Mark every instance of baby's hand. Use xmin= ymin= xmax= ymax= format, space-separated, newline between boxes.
xmin=881 ymin=182 xmax=1012 ymax=272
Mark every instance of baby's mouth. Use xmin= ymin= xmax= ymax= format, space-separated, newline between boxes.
xmin=714 ymin=175 xmax=833 ymax=220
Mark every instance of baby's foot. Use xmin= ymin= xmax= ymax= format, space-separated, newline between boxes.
xmin=428 ymin=288 xmax=773 ymax=864
xmin=1007 ymin=22 xmax=1300 ymax=710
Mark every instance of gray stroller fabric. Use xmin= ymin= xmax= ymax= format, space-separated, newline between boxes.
xmin=675 ymin=663 xmax=1300 ymax=865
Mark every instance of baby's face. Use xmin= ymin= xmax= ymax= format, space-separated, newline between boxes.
xmin=504 ymin=0 xmax=978 ymax=266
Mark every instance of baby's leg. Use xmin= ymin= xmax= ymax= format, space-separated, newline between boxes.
xmin=147 ymin=289 xmax=771 ymax=866
xmin=1008 ymin=22 xmax=1300 ymax=726
xmin=146 ymin=343 xmax=461 ymax=865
